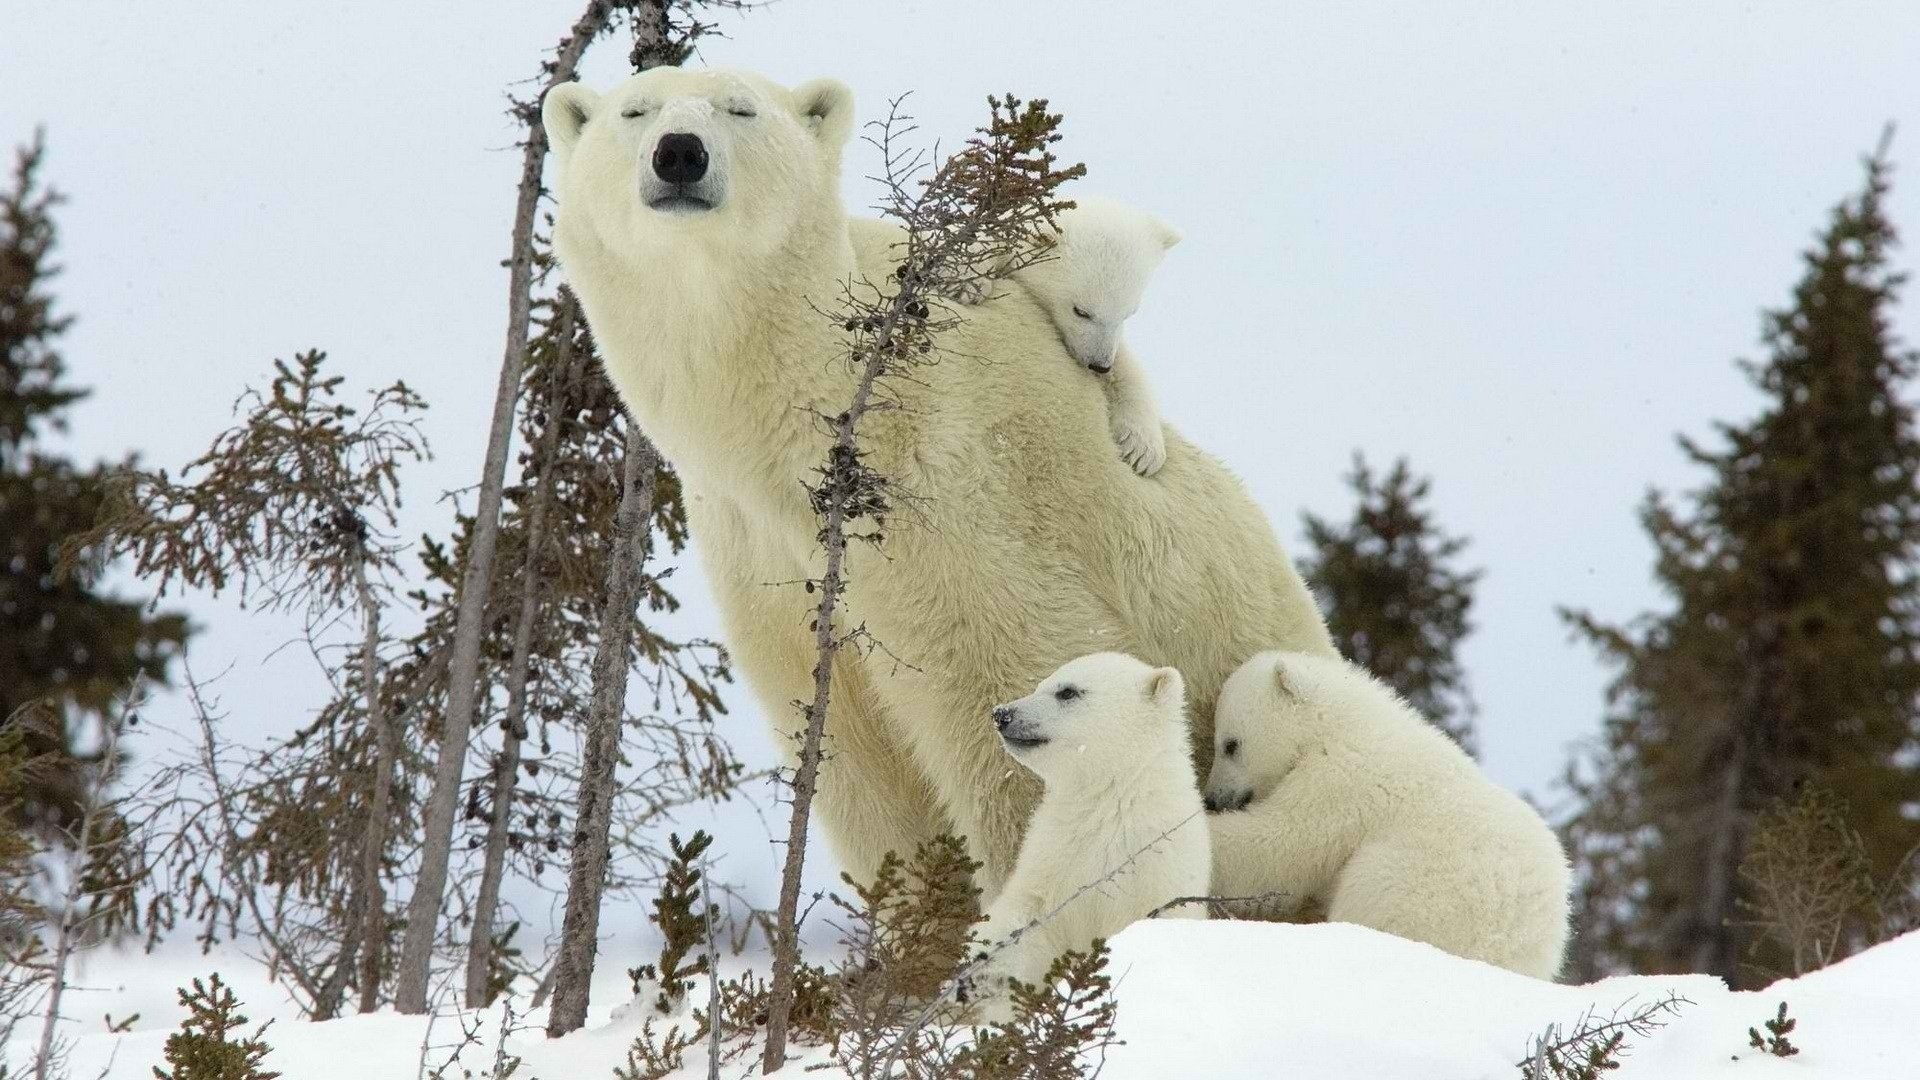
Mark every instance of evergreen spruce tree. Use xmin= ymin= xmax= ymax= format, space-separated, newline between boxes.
xmin=0 ymin=131 xmax=187 ymax=834
xmin=75 ymin=350 xmax=432 ymax=1017
xmin=1299 ymin=454 xmax=1481 ymax=752
xmin=153 ymin=974 xmax=280 ymax=1080
xmin=1561 ymin=139 xmax=1920 ymax=984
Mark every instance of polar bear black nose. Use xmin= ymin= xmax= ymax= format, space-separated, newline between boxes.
xmin=652 ymin=133 xmax=709 ymax=184
xmin=991 ymin=706 xmax=1015 ymax=731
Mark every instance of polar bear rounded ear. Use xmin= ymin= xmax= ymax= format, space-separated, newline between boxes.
xmin=1146 ymin=666 xmax=1185 ymax=709
xmin=1272 ymin=659 xmax=1298 ymax=700
xmin=543 ymin=83 xmax=600 ymax=160
xmin=792 ymin=77 xmax=856 ymax=148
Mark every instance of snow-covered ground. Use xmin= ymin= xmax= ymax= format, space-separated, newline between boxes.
xmin=24 ymin=922 xmax=1915 ymax=1079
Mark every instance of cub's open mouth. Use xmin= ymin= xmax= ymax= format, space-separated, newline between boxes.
xmin=647 ymin=193 xmax=714 ymax=213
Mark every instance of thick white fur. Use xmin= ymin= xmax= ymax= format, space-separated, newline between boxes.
xmin=1205 ymin=651 xmax=1571 ymax=979
xmin=973 ymin=653 xmax=1209 ymax=1009
xmin=543 ymin=67 xmax=1333 ymax=897
xmin=986 ymin=197 xmax=1181 ymax=476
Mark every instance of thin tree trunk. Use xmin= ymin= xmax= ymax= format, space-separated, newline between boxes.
xmin=1697 ymin=691 xmax=1758 ymax=980
xmin=31 ymin=841 xmax=84 ymax=1080
xmin=32 ymin=729 xmax=113 ymax=1080
xmin=545 ymin=427 xmax=661 ymax=1037
xmin=464 ymin=299 xmax=581 ymax=1007
xmin=704 ymin=856 xmax=721 ymax=1080
xmin=353 ymin=560 xmax=393 ymax=1013
xmin=762 ymin=353 xmax=889 ymax=1073
xmin=1693 ymin=613 xmax=1779 ymax=980
xmin=393 ymin=3 xmax=623 ymax=1014
xmin=311 ymin=917 xmax=362 ymax=1021
xmin=1692 ymin=729 xmax=1749 ymax=976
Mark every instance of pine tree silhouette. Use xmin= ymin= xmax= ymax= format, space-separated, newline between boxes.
xmin=1 ymin=131 xmax=187 ymax=834
xmin=1561 ymin=135 xmax=1920 ymax=983
xmin=1300 ymin=454 xmax=1481 ymax=753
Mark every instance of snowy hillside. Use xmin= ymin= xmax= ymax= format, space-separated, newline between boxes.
xmin=33 ymin=922 xmax=1916 ymax=1079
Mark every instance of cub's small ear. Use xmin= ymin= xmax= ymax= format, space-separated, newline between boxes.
xmin=793 ymin=77 xmax=856 ymax=148
xmin=1272 ymin=659 xmax=1298 ymax=700
xmin=1151 ymin=215 xmax=1182 ymax=251
xmin=543 ymin=83 xmax=600 ymax=159
xmin=1146 ymin=666 xmax=1185 ymax=708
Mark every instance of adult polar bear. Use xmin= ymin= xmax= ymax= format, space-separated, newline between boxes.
xmin=542 ymin=66 xmax=1333 ymax=893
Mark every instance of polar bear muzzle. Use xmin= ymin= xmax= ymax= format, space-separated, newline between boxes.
xmin=991 ymin=704 xmax=1049 ymax=751
xmin=1203 ymin=786 xmax=1254 ymax=814
xmin=643 ymin=131 xmax=723 ymax=213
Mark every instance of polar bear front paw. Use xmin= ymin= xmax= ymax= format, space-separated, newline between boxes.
xmin=952 ymin=967 xmax=1014 ymax=1025
xmin=1112 ymin=415 xmax=1167 ymax=477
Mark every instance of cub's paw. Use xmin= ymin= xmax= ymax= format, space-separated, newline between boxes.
xmin=1112 ymin=416 xmax=1167 ymax=477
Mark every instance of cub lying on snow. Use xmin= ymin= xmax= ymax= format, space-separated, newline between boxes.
xmin=965 ymin=652 xmax=1210 ymax=1014
xmin=1205 ymin=650 xmax=1571 ymax=979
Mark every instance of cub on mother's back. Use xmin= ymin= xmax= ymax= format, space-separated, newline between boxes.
xmin=961 ymin=196 xmax=1180 ymax=477
xmin=1205 ymin=651 xmax=1571 ymax=979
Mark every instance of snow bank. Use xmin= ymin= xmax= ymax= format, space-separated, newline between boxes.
xmin=1096 ymin=921 xmax=1911 ymax=1079
xmin=33 ymin=922 xmax=1916 ymax=1079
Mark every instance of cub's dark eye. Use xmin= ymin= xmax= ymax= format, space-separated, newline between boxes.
xmin=728 ymin=105 xmax=758 ymax=118
xmin=621 ymin=107 xmax=650 ymax=119
xmin=1222 ymin=739 xmax=1240 ymax=758
xmin=1072 ymin=306 xmax=1093 ymax=321
xmin=1054 ymin=685 xmax=1081 ymax=703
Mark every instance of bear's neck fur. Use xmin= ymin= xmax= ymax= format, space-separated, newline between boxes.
xmin=556 ymin=197 xmax=857 ymax=518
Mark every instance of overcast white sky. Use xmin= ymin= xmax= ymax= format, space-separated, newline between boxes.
xmin=5 ymin=1 xmax=1920 ymax=924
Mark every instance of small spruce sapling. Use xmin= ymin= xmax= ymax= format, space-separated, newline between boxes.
xmin=821 ymin=837 xmax=983 ymax=1079
xmin=628 ymin=831 xmax=715 ymax=1017
xmin=614 ymin=1020 xmax=697 ymax=1080
xmin=153 ymin=974 xmax=279 ymax=1080
xmin=1738 ymin=785 xmax=1877 ymax=977
xmin=956 ymin=945 xmax=1122 ymax=1080
xmin=1747 ymin=1001 xmax=1800 ymax=1058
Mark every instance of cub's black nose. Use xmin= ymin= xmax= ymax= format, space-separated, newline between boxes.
xmin=1204 ymin=790 xmax=1252 ymax=814
xmin=652 ymin=133 xmax=708 ymax=184
xmin=991 ymin=706 xmax=1014 ymax=731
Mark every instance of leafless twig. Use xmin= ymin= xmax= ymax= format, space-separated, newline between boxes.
xmin=1143 ymin=890 xmax=1293 ymax=920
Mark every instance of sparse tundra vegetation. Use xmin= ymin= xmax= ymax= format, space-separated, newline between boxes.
xmin=2 ymin=2 xmax=1917 ymax=1078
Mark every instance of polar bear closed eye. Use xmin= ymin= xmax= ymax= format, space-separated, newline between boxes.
xmin=962 ymin=652 xmax=1210 ymax=1019
xmin=960 ymin=196 xmax=1179 ymax=477
xmin=1205 ymin=650 xmax=1572 ymax=979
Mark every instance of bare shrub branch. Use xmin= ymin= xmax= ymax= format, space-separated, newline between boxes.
xmin=1518 ymin=993 xmax=1690 ymax=1080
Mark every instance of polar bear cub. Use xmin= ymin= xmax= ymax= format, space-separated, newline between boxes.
xmin=970 ymin=652 xmax=1210 ymax=1006
xmin=964 ymin=196 xmax=1179 ymax=477
xmin=1205 ymin=651 xmax=1571 ymax=979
